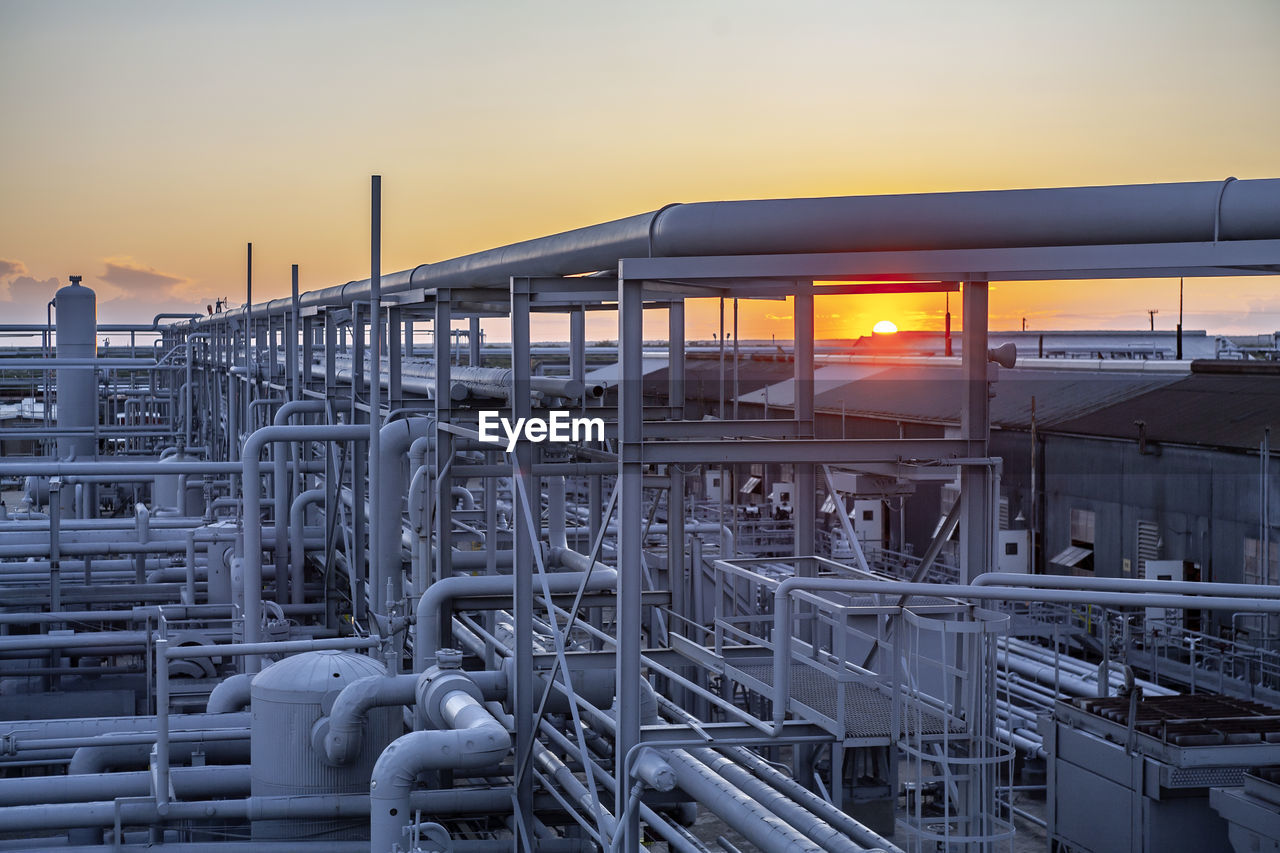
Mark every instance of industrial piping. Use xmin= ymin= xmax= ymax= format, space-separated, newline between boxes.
xmin=368 ymin=669 xmax=511 ymax=853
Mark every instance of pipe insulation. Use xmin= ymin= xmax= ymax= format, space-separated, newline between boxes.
xmin=369 ymin=671 xmax=511 ymax=853
xmin=664 ymin=749 xmax=826 ymax=853
xmin=202 ymin=179 xmax=1280 ymax=322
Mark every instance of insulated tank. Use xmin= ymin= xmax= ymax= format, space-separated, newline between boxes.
xmin=54 ymin=278 xmax=97 ymax=460
xmin=250 ymin=650 xmax=398 ymax=839
xmin=154 ymin=451 xmax=207 ymax=516
xmin=54 ymin=278 xmax=97 ymax=515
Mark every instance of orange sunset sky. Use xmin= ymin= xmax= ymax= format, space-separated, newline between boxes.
xmin=2 ymin=0 xmax=1278 ymax=342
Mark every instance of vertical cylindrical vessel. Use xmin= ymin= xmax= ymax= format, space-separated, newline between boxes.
xmin=250 ymin=650 xmax=398 ymax=839
xmin=55 ymin=279 xmax=97 ymax=515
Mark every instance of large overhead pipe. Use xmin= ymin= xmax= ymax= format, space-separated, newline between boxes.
xmin=200 ymin=179 xmax=1280 ymax=323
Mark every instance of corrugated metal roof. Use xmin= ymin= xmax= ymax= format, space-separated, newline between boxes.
xmin=586 ymin=358 xmax=668 ymax=389
xmin=642 ymin=354 xmax=1278 ymax=452
xmin=737 ymin=364 xmax=893 ymax=408
xmin=1052 ymin=373 xmax=1280 ymax=450
xmin=802 ymin=364 xmax=1178 ymax=429
xmin=644 ymin=358 xmax=799 ymax=399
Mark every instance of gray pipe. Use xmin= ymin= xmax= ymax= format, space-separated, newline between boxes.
xmin=0 ymin=763 xmax=249 ymax=806
xmin=289 ymin=488 xmax=326 ymax=606
xmin=413 ymin=565 xmax=617 ymax=671
xmin=200 ymin=179 xmax=1280 ymax=324
xmin=1 ymin=843 xmax=366 ymax=853
xmin=0 ymin=790 xmax=515 ymax=845
xmin=768 ymin=575 xmax=1280 ymax=730
xmin=369 ymin=672 xmax=511 ymax=853
xmin=701 ymin=739 xmax=903 ymax=853
xmin=206 ymin=672 xmax=254 ymax=713
xmin=329 ymin=355 xmax=589 ymax=403
xmin=68 ymin=736 xmax=248 ymax=778
xmin=682 ymin=748 xmax=867 ymax=853
xmin=664 ymin=750 xmax=824 ymax=853
xmin=374 ymin=417 xmax=435 ymax=616
xmin=321 ymin=673 xmax=418 ymax=765
xmin=0 ymin=712 xmax=251 ymax=747
xmin=270 ymin=402 xmax=329 ymax=605
xmin=974 ymin=570 xmax=1280 ymax=599
xmin=547 ymin=476 xmax=567 ymax=549
xmin=242 ymin=423 xmax=368 ymax=670
xmin=535 ymin=739 xmax=617 ymax=839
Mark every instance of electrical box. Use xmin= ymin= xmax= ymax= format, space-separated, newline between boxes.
xmin=768 ymin=482 xmax=793 ymax=519
xmin=1143 ymin=559 xmax=1200 ymax=630
xmin=704 ymin=470 xmax=729 ymax=503
xmin=998 ymin=530 xmax=1030 ymax=573
xmin=852 ymin=499 xmax=883 ymax=548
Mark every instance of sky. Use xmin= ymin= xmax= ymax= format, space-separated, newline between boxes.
xmin=1 ymin=0 xmax=1278 ymax=342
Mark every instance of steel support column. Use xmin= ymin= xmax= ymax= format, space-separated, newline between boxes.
xmin=616 ymin=275 xmax=644 ymax=853
xmin=509 ymin=277 xmax=536 ymax=847
xmin=434 ymin=291 xmax=454 ymax=590
xmin=960 ymin=280 xmax=992 ymax=582
xmin=794 ymin=289 xmax=816 ymax=560
xmin=668 ymin=300 xmax=686 ymax=629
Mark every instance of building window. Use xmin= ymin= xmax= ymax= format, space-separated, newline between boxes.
xmin=1070 ymin=508 xmax=1096 ymax=548
xmin=862 ymin=509 xmax=875 ymax=522
xmin=1244 ymin=536 xmax=1279 ymax=586
xmin=1005 ymin=542 xmax=1019 ymax=556
xmin=1051 ymin=508 xmax=1096 ymax=574
xmin=1136 ymin=520 xmax=1160 ymax=577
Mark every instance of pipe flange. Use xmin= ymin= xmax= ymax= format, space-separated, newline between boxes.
xmin=435 ymin=648 xmax=463 ymax=670
xmin=417 ymin=669 xmax=482 ymax=730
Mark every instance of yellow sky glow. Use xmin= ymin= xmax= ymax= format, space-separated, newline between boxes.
xmin=1 ymin=0 xmax=1278 ymax=339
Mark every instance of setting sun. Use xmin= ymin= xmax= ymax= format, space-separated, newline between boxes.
xmin=872 ymin=320 xmax=899 ymax=334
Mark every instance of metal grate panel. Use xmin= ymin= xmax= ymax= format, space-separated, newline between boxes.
xmin=1168 ymin=766 xmax=1245 ymax=788
xmin=735 ymin=663 xmax=955 ymax=739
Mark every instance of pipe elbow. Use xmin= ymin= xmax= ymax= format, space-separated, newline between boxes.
xmin=379 ymin=416 xmax=435 ymax=457
xmin=206 ymin=672 xmax=253 ymax=714
xmin=633 ymin=746 xmax=676 ymax=792
xmin=370 ymin=697 xmax=510 ymax=853
xmin=320 ymin=673 xmax=416 ymax=766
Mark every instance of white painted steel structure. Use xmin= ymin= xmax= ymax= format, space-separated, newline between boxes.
xmin=0 ymin=178 xmax=1277 ymax=852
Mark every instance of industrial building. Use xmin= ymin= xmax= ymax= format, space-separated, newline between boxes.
xmin=1 ymin=178 xmax=1280 ymax=853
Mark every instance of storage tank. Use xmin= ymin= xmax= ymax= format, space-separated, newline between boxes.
xmin=250 ymin=650 xmax=398 ymax=839
xmin=154 ymin=451 xmax=207 ymax=516
xmin=54 ymin=278 xmax=97 ymax=515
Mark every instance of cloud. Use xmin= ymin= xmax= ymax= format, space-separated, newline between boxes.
xmin=91 ymin=257 xmax=218 ymax=325
xmin=0 ymin=258 xmax=29 ymax=279
xmin=97 ymin=256 xmax=191 ymax=301
xmin=0 ymin=275 xmax=60 ymax=313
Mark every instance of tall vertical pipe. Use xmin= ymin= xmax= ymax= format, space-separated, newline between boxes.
xmin=290 ymin=264 xmax=301 ymax=402
xmin=369 ymin=176 xmax=383 ymax=627
xmin=244 ymin=242 xmax=253 ymax=444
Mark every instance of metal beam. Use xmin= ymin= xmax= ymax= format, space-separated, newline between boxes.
xmin=631 ymin=438 xmax=984 ymax=465
xmin=619 ymin=239 xmax=1280 ymax=283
